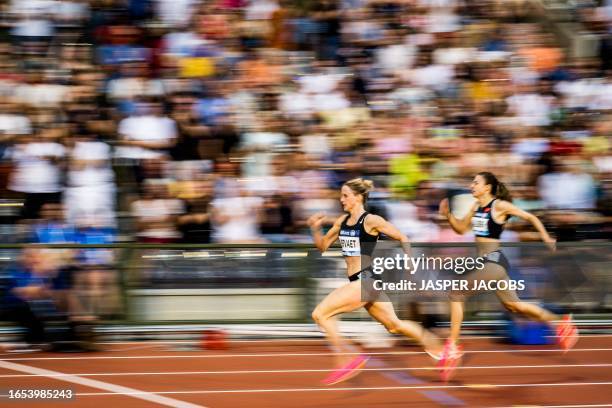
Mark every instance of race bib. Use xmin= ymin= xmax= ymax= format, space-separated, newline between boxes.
xmin=340 ymin=236 xmax=361 ymax=256
xmin=472 ymin=215 xmax=489 ymax=235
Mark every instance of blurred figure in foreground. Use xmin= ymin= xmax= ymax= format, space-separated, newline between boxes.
xmin=1 ymin=248 xmax=97 ymax=352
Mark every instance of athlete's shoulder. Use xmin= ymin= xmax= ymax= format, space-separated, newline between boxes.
xmin=364 ymin=213 xmax=386 ymax=226
xmin=493 ymin=199 xmax=513 ymax=210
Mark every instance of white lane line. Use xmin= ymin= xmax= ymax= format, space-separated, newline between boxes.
xmin=1 ymin=363 xmax=611 ymax=378
xmin=67 ymin=381 xmax=612 ymax=396
xmin=96 ymin=334 xmax=612 ymax=345
xmin=491 ymin=405 xmax=612 ymax=408
xmin=0 ymin=360 xmax=205 ymax=408
xmin=3 ymin=348 xmax=611 ymax=361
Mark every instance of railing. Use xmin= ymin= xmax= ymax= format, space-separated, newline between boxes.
xmin=1 ymin=242 xmax=610 ymax=327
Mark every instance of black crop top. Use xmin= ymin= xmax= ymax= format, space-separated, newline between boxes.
xmin=338 ymin=212 xmax=378 ymax=257
xmin=471 ymin=199 xmax=505 ymax=239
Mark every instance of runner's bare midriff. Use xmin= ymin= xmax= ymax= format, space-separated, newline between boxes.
xmin=345 ymin=255 xmax=372 ymax=277
xmin=475 ymin=237 xmax=500 ymax=256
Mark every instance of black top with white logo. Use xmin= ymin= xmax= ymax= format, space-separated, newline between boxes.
xmin=339 ymin=212 xmax=378 ymax=257
xmin=471 ymin=199 xmax=505 ymax=239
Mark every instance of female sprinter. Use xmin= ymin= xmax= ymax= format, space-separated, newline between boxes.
xmin=438 ymin=172 xmax=579 ymax=379
xmin=308 ymin=178 xmax=443 ymax=385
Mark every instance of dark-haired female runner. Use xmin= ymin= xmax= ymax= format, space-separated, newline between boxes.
xmin=438 ymin=172 xmax=579 ymax=381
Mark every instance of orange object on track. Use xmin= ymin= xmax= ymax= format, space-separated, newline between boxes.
xmin=201 ymin=329 xmax=229 ymax=350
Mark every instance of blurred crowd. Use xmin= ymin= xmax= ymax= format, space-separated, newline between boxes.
xmin=0 ymin=0 xmax=610 ymax=247
xmin=0 ymin=0 xmax=611 ymax=350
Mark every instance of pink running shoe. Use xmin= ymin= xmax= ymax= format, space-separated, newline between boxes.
xmin=321 ymin=354 xmax=370 ymax=386
xmin=556 ymin=314 xmax=579 ymax=353
xmin=438 ymin=340 xmax=463 ymax=383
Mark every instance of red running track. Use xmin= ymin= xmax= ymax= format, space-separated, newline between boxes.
xmin=0 ymin=335 xmax=611 ymax=407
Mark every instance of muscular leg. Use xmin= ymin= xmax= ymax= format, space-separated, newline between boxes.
xmin=453 ymin=262 xmax=560 ymax=339
xmin=447 ymin=262 xmax=511 ymax=345
xmin=499 ymin=299 xmax=559 ymax=322
xmin=365 ymin=299 xmax=443 ymax=356
xmin=484 ymin=264 xmax=560 ymax=322
xmin=449 ymin=301 xmax=464 ymax=345
xmin=312 ymin=280 xmax=366 ymax=366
